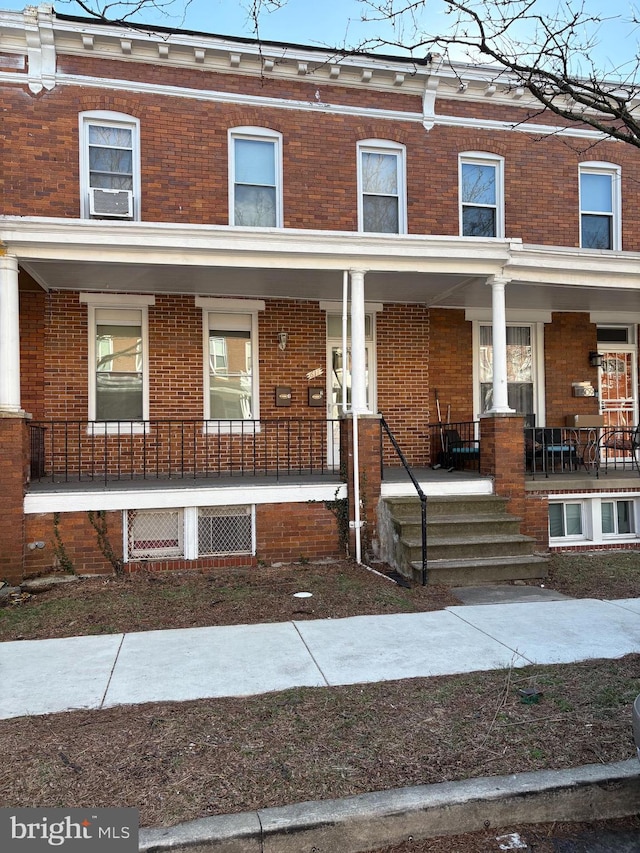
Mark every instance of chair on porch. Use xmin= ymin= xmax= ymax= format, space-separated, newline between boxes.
xmin=597 ymin=425 xmax=640 ymax=475
xmin=540 ymin=428 xmax=579 ymax=473
xmin=442 ymin=428 xmax=480 ymax=471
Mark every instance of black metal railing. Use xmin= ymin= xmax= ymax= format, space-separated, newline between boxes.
xmin=428 ymin=420 xmax=481 ymax=473
xmin=380 ymin=415 xmax=428 ymax=585
xmin=524 ymin=425 xmax=640 ymax=478
xmin=28 ymin=419 xmax=341 ymax=485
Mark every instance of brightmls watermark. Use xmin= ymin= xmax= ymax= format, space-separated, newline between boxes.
xmin=0 ymin=808 xmax=138 ymax=851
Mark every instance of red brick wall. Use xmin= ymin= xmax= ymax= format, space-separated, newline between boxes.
xmin=256 ymin=502 xmax=342 ymax=562
xmin=5 ymin=62 xmax=640 ymax=246
xmin=545 ymin=312 xmax=600 ymax=425
xmin=0 ymin=417 xmax=29 ymax=584
xmin=19 ymin=287 xmax=46 ymax=420
xmin=24 ymin=510 xmax=124 ymax=576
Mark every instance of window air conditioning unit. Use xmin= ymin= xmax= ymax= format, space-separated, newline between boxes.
xmin=89 ymin=187 xmax=134 ymax=219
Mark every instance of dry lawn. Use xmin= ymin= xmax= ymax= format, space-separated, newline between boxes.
xmin=1 ymin=552 xmax=639 ymax=837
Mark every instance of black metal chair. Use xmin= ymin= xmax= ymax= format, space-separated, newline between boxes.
xmin=597 ymin=425 xmax=640 ymax=475
xmin=442 ymin=428 xmax=480 ymax=472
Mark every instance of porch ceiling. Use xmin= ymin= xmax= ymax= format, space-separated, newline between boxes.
xmin=16 ymin=260 xmax=640 ymax=313
xmin=5 ymin=217 xmax=640 ymax=313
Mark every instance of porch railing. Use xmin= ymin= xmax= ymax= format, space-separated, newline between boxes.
xmin=380 ymin=415 xmax=428 ymax=585
xmin=28 ymin=419 xmax=341 ymax=485
xmin=525 ymin=426 xmax=640 ymax=478
xmin=428 ymin=420 xmax=481 ymax=473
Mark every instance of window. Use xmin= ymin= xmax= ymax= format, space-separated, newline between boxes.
xmin=602 ymin=500 xmax=634 ymax=536
xmin=579 ymin=163 xmax=621 ymax=249
xmin=549 ymin=502 xmax=584 ymax=539
xmin=479 ymin=325 xmax=534 ymax=418
xmin=197 ymin=297 xmax=264 ymax=422
xmin=79 ymin=111 xmax=140 ymax=220
xmin=459 ymin=153 xmax=504 ymax=238
xmin=229 ymin=127 xmax=282 ymax=227
xmin=358 ymin=140 xmax=406 ymax=234
xmin=81 ymin=294 xmax=153 ymax=423
xmin=126 ymin=506 xmax=254 ymax=561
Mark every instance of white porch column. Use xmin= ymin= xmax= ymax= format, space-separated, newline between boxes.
xmin=488 ymin=275 xmax=515 ymax=414
xmin=349 ymin=268 xmax=370 ymax=414
xmin=0 ymin=254 xmax=22 ymax=413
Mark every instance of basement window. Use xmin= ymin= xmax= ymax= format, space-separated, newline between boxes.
xmin=126 ymin=505 xmax=254 ymax=561
xmin=549 ymin=502 xmax=584 ymax=540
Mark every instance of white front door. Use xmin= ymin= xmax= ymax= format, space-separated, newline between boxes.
xmin=326 ymin=341 xmax=372 ymax=468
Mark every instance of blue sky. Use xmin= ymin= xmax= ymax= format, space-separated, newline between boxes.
xmin=0 ymin=0 xmax=636 ymax=71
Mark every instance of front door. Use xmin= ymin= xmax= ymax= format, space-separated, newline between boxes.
xmin=326 ymin=342 xmax=371 ymax=468
xmin=599 ymin=350 xmax=638 ymax=429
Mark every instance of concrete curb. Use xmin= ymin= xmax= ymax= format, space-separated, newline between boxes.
xmin=139 ymin=759 xmax=640 ymax=853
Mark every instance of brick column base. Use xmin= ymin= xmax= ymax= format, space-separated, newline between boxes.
xmin=340 ymin=413 xmax=382 ymax=559
xmin=0 ymin=413 xmax=30 ymax=584
xmin=479 ymin=413 xmax=526 ymax=520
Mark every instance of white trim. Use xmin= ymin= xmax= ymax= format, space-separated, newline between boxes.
xmin=548 ymin=493 xmax=640 ymax=548
xmin=78 ymin=111 xmax=141 ymax=221
xmin=357 ymin=139 xmax=407 ymax=234
xmin=459 ymin=152 xmax=504 ymax=239
xmin=591 ymin=312 xmax=640 ymax=325
xmin=228 ymin=127 xmax=283 ymax=228
xmin=465 ymin=308 xmax=552 ymax=323
xmin=80 ymin=293 xmax=155 ymax=307
xmin=0 ymin=68 xmax=616 ymax=142
xmin=24 ymin=482 xmax=348 ymax=514
xmin=579 ymin=161 xmax=622 ymax=251
xmin=195 ymin=296 xmax=265 ymax=312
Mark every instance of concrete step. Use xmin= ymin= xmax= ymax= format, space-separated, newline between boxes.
xmin=386 ymin=495 xmax=509 ymax=520
xmin=394 ymin=514 xmax=523 ymax=540
xmin=403 ymin=533 xmax=538 ymax=562
xmin=410 ymin=554 xmax=549 ymax=586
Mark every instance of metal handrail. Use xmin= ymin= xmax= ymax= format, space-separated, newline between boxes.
xmin=380 ymin=414 xmax=428 ymax=586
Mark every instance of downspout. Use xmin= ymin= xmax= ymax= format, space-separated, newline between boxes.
xmin=342 ymin=270 xmax=362 ymax=564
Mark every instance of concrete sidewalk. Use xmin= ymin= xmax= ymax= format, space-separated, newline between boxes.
xmin=2 ymin=595 xmax=640 ymax=720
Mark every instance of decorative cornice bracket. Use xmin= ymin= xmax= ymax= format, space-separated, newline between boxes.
xmin=24 ymin=4 xmax=57 ymax=94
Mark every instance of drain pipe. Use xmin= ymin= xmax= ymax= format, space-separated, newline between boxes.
xmin=342 ymin=270 xmax=363 ymax=564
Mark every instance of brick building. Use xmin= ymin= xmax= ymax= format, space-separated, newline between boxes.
xmin=1 ymin=4 xmax=639 ymax=585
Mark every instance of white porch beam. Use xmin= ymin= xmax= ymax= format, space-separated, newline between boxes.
xmin=0 ymin=254 xmax=22 ymax=412
xmin=487 ymin=275 xmax=515 ymax=414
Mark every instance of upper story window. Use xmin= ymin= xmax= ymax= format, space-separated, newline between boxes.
xmin=579 ymin=162 xmax=621 ymax=250
xmin=79 ymin=111 xmax=140 ymax=220
xmin=229 ymin=127 xmax=282 ymax=227
xmin=459 ymin=153 xmax=504 ymax=238
xmin=357 ymin=140 xmax=406 ymax=234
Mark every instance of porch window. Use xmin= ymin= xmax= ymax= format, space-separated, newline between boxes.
xmin=549 ymin=502 xmax=583 ymax=539
xmin=479 ymin=325 xmax=534 ymax=418
xmin=86 ymin=305 xmax=150 ymax=422
xmin=198 ymin=506 xmax=253 ymax=555
xmin=79 ymin=111 xmax=140 ymax=220
xmin=358 ymin=140 xmax=406 ymax=234
xmin=207 ymin=314 xmax=255 ymax=420
xmin=579 ymin=163 xmax=621 ymax=250
xmin=229 ymin=127 xmax=282 ymax=227
xmin=459 ymin=153 xmax=504 ymax=238
xmin=601 ymin=500 xmax=634 ymax=536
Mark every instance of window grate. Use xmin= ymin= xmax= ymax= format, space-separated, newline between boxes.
xmin=128 ymin=509 xmax=183 ymax=559
xmin=198 ymin=506 xmax=252 ymax=556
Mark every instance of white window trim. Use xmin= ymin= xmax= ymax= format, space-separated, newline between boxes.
xmin=548 ymin=500 xmax=587 ymax=543
xmin=579 ymin=161 xmax=622 ymax=250
xmin=228 ymin=126 xmax=283 ymax=227
xmin=459 ymin=151 xmax=505 ymax=239
xmin=471 ymin=320 xmax=545 ymax=425
xmin=548 ymin=493 xmax=640 ymax=548
xmin=81 ymin=293 xmax=153 ymax=430
xmin=79 ymin=110 xmax=141 ymax=221
xmin=357 ymin=139 xmax=407 ymax=234
xmin=197 ymin=297 xmax=264 ymax=426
